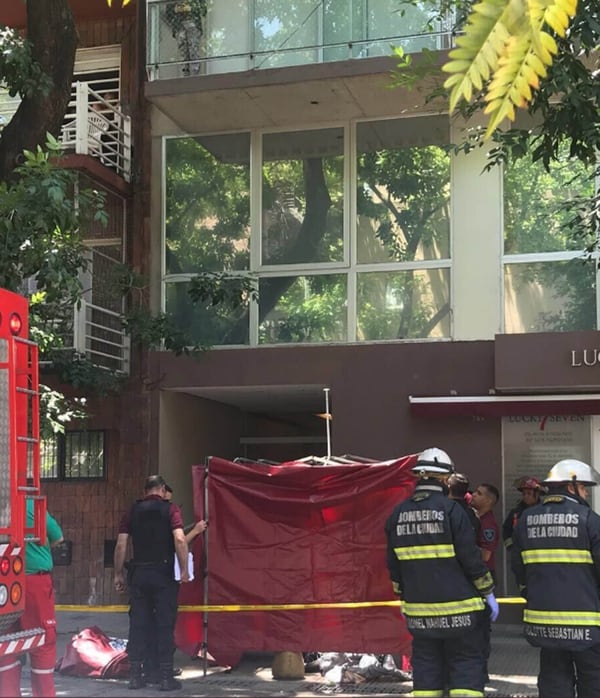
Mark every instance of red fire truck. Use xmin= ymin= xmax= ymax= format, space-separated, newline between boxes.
xmin=0 ymin=289 xmax=46 ymax=656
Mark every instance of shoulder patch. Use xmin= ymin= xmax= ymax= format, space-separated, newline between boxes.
xmin=543 ymin=496 xmax=564 ymax=504
xmin=483 ymin=528 xmax=496 ymax=542
xmin=411 ymin=493 xmax=430 ymax=502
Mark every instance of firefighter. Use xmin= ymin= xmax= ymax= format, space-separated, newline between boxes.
xmin=113 ymin=475 xmax=190 ymax=692
xmin=385 ymin=447 xmax=498 ymax=697
xmin=511 ymin=459 xmax=600 ymax=698
xmin=502 ymin=477 xmax=543 ymax=551
xmin=0 ymin=501 xmax=64 ymax=697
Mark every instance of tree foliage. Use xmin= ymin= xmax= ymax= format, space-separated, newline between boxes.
xmin=443 ymin=0 xmax=578 ymax=136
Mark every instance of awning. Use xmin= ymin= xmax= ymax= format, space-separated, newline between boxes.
xmin=409 ymin=394 xmax=600 ymax=418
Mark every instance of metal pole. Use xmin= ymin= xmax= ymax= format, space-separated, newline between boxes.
xmin=324 ymin=388 xmax=332 ymax=462
xmin=202 ymin=455 xmax=210 ymax=677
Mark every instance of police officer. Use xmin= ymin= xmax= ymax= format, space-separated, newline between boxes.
xmin=113 ymin=475 xmax=190 ymax=691
xmin=511 ymin=459 xmax=600 ymax=698
xmin=385 ymin=448 xmax=498 ymax=698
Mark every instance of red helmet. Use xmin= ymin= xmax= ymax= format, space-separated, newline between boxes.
xmin=517 ymin=477 xmax=542 ymax=492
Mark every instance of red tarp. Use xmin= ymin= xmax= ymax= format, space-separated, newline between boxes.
xmin=175 ymin=455 xmax=417 ymax=667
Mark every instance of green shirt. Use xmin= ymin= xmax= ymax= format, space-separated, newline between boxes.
xmin=25 ymin=499 xmax=63 ymax=575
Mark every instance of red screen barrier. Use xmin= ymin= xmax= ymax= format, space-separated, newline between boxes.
xmin=175 ymin=455 xmax=417 ymax=667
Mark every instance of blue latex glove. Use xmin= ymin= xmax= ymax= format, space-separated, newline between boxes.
xmin=485 ymin=593 xmax=499 ymax=622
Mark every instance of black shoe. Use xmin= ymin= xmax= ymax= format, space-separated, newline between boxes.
xmin=159 ymin=677 xmax=182 ymax=691
xmin=128 ymin=676 xmax=146 ymax=690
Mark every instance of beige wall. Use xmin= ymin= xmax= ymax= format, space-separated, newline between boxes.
xmin=451 ymin=116 xmax=503 ymax=340
xmin=158 ymin=391 xmax=244 ymax=522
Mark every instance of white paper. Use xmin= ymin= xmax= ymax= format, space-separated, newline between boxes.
xmin=174 ymin=552 xmax=194 ymax=581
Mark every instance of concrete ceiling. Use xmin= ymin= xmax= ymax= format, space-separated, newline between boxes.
xmin=169 ymin=383 xmax=329 ymax=414
xmin=147 ymin=54 xmax=449 ymax=134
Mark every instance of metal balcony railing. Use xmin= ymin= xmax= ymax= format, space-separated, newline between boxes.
xmin=73 ymin=299 xmax=131 ymax=375
xmin=61 ymin=82 xmax=132 ymax=182
xmin=146 ymin=0 xmax=454 ymax=80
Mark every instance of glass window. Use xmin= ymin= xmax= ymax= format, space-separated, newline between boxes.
xmin=259 ymin=274 xmax=347 ymax=343
xmin=41 ymin=431 xmax=106 ymax=481
xmin=504 ymin=260 xmax=595 ymax=333
xmin=504 ymin=151 xmax=595 ymax=255
xmin=165 ymin=133 xmax=251 ymax=274
xmin=262 ymin=128 xmax=345 ymax=266
xmin=356 ymin=117 xmax=450 ymax=264
xmin=357 ymin=268 xmax=450 ymax=340
xmin=254 ymin=0 xmax=320 ymax=69
xmin=165 ymin=280 xmax=250 ymax=346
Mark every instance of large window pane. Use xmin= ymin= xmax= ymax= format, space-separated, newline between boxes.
xmin=262 ymin=128 xmax=344 ymax=265
xmin=356 ymin=117 xmax=450 ymax=264
xmin=504 ymin=151 xmax=594 ymax=254
xmin=357 ymin=268 xmax=450 ymax=340
xmin=165 ymin=133 xmax=250 ymax=274
xmin=166 ymin=280 xmax=249 ymax=346
xmin=259 ymin=274 xmax=347 ymax=343
xmin=504 ymin=260 xmax=595 ymax=333
xmin=254 ymin=0 xmax=320 ymax=68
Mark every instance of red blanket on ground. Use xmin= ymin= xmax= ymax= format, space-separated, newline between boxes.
xmin=175 ymin=455 xmax=416 ymax=668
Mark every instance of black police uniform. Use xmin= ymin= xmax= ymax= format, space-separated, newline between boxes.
xmin=511 ymin=489 xmax=600 ymax=698
xmin=385 ymin=480 xmax=495 ymax=697
xmin=127 ymin=497 xmax=180 ymax=684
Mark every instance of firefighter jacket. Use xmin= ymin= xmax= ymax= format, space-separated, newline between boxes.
xmin=130 ymin=498 xmax=175 ymax=565
xmin=385 ymin=480 xmax=495 ymax=638
xmin=511 ymin=489 xmax=600 ymax=650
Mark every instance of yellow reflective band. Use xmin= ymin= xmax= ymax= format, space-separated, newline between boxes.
xmin=394 ymin=544 xmax=455 ymax=560
xmin=473 ymin=572 xmax=494 ymax=591
xmin=504 ymin=537 xmax=513 ymax=548
xmin=413 ymin=691 xmax=444 ymax=697
xmin=449 ymin=690 xmax=484 ymax=697
xmin=404 ymin=597 xmax=484 ymax=616
xmin=524 ymin=609 xmax=600 ymax=625
xmin=522 ymin=549 xmax=593 ymax=565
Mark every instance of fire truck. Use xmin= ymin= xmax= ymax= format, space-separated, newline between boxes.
xmin=0 ymin=289 xmax=46 ymax=656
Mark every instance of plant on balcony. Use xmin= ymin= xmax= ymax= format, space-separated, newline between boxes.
xmin=164 ymin=1 xmax=208 ymax=76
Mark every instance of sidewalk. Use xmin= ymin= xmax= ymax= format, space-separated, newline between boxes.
xmin=18 ymin=611 xmax=538 ymax=697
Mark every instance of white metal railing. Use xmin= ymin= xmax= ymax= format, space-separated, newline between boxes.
xmin=73 ymin=299 xmax=130 ymax=375
xmin=146 ymin=0 xmax=454 ymax=80
xmin=61 ymin=82 xmax=132 ymax=182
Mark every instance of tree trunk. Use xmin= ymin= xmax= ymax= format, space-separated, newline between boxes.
xmin=0 ymin=0 xmax=77 ymax=181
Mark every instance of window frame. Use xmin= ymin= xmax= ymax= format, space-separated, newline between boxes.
xmin=41 ymin=429 xmax=107 ymax=482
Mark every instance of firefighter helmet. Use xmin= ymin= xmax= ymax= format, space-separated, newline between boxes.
xmin=544 ymin=459 xmax=599 ymax=487
xmin=412 ymin=447 xmax=454 ymax=476
xmin=516 ymin=476 xmax=542 ymax=492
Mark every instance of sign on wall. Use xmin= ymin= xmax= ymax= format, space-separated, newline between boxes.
xmin=502 ymin=415 xmax=590 ymax=491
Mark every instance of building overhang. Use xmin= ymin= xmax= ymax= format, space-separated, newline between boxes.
xmin=409 ymin=394 xmax=600 ymax=418
xmin=146 ymin=53 xmax=449 ymax=134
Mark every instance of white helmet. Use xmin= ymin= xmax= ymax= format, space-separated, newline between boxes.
xmin=544 ymin=459 xmax=599 ymax=487
xmin=412 ymin=447 xmax=454 ymax=476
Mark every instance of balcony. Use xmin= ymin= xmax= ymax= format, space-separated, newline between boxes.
xmin=146 ymin=0 xmax=452 ymax=80
xmin=61 ymin=82 xmax=132 ymax=183
xmin=145 ymin=1 xmax=452 ymax=133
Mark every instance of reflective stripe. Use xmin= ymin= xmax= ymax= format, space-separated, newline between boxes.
xmin=0 ymin=661 xmax=20 ymax=673
xmin=30 ymin=667 xmax=55 ymax=674
xmin=473 ymin=572 xmax=494 ymax=592
xmin=404 ymin=597 xmax=484 ymax=616
xmin=504 ymin=537 xmax=513 ymax=548
xmin=522 ymin=549 xmax=593 ymax=564
xmin=449 ymin=690 xmax=484 ymax=697
xmin=394 ymin=544 xmax=455 ymax=560
xmin=524 ymin=609 xmax=600 ymax=625
xmin=413 ymin=691 xmax=444 ymax=697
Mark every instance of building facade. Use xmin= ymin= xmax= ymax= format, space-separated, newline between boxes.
xmin=2 ymin=0 xmax=599 ymax=603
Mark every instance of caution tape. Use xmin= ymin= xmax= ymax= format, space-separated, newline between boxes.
xmin=56 ymin=597 xmax=526 ymax=614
